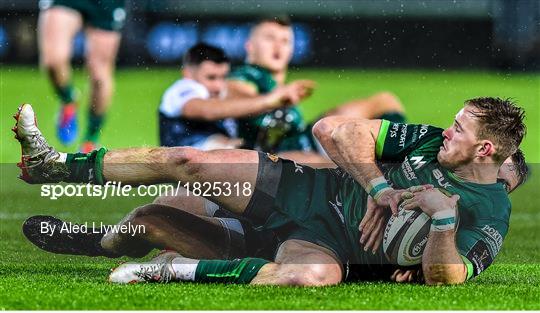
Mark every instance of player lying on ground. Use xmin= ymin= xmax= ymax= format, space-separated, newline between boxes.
xmin=39 ymin=0 xmax=125 ymax=152
xmin=22 ymin=88 xmax=450 ymax=264
xmin=23 ymin=148 xmax=526 ymax=284
xmin=225 ymin=16 xmax=406 ymax=162
xmin=22 ymin=147 xmax=527 ymax=267
xmin=158 ymin=43 xmax=314 ymax=150
xmin=14 ymin=96 xmax=526 ymax=285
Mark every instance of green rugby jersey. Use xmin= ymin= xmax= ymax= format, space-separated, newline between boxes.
xmin=228 ymin=64 xmax=312 ymax=152
xmin=338 ymin=120 xmax=510 ymax=279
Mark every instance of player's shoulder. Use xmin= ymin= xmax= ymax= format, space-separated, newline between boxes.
xmin=165 ymin=78 xmax=208 ymax=98
xmin=451 ymin=179 xmax=511 ymax=226
xmin=229 ymin=63 xmax=270 ymax=81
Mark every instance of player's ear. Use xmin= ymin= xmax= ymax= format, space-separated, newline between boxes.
xmin=182 ymin=66 xmax=193 ymax=79
xmin=245 ymin=40 xmax=253 ymax=56
xmin=477 ymin=140 xmax=495 ymax=158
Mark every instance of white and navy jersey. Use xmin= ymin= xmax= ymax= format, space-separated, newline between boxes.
xmin=158 ymin=78 xmax=238 ymax=148
xmin=159 ymin=78 xmax=210 ymax=118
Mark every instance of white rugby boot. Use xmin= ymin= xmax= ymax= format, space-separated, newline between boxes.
xmin=108 ymin=251 xmax=180 ymax=284
xmin=13 ymin=104 xmax=69 ymax=183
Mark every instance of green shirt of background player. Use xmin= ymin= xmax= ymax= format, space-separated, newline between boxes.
xmin=227 ymin=18 xmax=317 ymax=154
xmin=227 ymin=17 xmax=408 ymax=162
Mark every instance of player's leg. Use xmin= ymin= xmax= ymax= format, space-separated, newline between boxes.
xmin=15 ymin=104 xmax=258 ymax=215
xmin=23 ymin=193 xmax=247 ymax=259
xmin=100 ymin=147 xmax=259 ymax=214
xmin=38 ymin=6 xmax=82 ymax=145
xmin=100 ymin=203 xmax=246 ymax=259
xmin=250 ymin=239 xmax=343 ymax=286
xmin=324 ymin=91 xmax=405 ymax=119
xmin=81 ymin=27 xmax=121 ymax=152
xmin=109 ymin=239 xmax=342 ymax=286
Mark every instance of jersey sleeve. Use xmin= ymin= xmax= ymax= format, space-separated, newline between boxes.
xmin=456 ymin=219 xmax=508 ymax=279
xmin=159 ymin=81 xmax=209 ymax=118
xmin=228 ymin=67 xmax=260 ymax=92
xmin=375 ymin=120 xmax=444 ymax=161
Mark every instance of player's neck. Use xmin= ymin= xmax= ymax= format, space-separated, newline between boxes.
xmin=248 ymin=62 xmax=287 ymax=85
xmin=272 ymin=70 xmax=287 ymax=85
xmin=453 ymin=161 xmax=499 ymax=184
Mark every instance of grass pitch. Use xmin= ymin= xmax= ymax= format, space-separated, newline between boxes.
xmin=0 ymin=66 xmax=539 ymax=309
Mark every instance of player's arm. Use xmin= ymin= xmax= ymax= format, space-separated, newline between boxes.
xmin=227 ymin=79 xmax=259 ymax=98
xmin=402 ymin=189 xmax=467 ymax=285
xmin=181 ymin=95 xmax=281 ymax=121
xmin=313 ymin=117 xmax=403 ymax=213
xmin=183 ymin=80 xmax=314 ymax=121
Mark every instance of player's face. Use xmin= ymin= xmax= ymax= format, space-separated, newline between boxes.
xmin=189 ymin=61 xmax=230 ymax=98
xmin=438 ymin=106 xmax=482 ymax=169
xmin=498 ymin=156 xmax=519 ymax=193
xmin=245 ymin=22 xmax=294 ymax=73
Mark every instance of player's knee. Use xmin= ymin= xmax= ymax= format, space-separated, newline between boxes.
xmin=312 ymin=117 xmax=337 ymax=142
xmin=41 ymin=52 xmax=70 ymax=70
xmin=129 ymin=205 xmax=162 ymax=234
xmin=165 ymin=147 xmax=206 ymax=176
xmin=277 ymin=263 xmax=341 ymax=286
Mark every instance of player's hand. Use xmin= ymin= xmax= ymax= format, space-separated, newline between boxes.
xmin=358 ymin=196 xmax=388 ymax=253
xmin=272 ymin=80 xmax=315 ymax=107
xmin=390 ymin=268 xmax=424 ymax=284
xmin=375 ymin=188 xmax=406 ymax=215
xmin=401 ymin=188 xmax=459 ymax=217
xmin=399 ymin=184 xmax=434 ymax=201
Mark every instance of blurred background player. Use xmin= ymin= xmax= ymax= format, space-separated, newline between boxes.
xmin=227 ymin=16 xmax=406 ymax=162
xmin=38 ymin=0 xmax=126 ymax=152
xmin=159 ymin=43 xmax=315 ymax=150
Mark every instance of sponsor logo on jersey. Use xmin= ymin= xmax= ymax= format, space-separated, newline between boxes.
xmin=179 ymin=89 xmax=196 ymax=97
xmin=398 ymin=124 xmax=408 ymax=148
xmin=389 ymin=123 xmax=399 ymax=138
xmin=467 ymin=240 xmax=493 ymax=276
xmin=432 ymin=168 xmax=451 ymax=188
xmin=410 ymin=156 xmax=426 ymax=170
xmin=418 ymin=125 xmax=429 ymax=139
xmin=481 ymin=225 xmax=503 ymax=254
xmin=401 ymin=157 xmax=418 ymax=180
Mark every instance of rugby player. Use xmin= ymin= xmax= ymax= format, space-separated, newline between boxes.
xmin=13 ymin=96 xmax=526 ymax=285
xmin=38 ymin=0 xmax=125 ymax=151
xmin=22 ymin=145 xmax=527 ymax=265
xmin=227 ymin=16 xmax=406 ymax=160
xmin=159 ymin=43 xmax=314 ymax=150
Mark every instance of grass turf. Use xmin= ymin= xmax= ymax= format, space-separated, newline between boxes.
xmin=0 ymin=66 xmax=539 ymax=309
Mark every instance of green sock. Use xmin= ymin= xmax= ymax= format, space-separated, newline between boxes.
xmin=64 ymin=147 xmax=108 ymax=184
xmin=55 ymin=84 xmax=77 ymax=105
xmin=194 ymin=258 xmax=270 ymax=284
xmin=84 ymin=111 xmax=105 ymax=143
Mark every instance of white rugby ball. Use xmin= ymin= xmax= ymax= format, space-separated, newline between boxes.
xmin=382 ymin=205 xmax=431 ymax=266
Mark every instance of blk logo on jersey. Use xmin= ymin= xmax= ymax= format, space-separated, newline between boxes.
xmin=432 ymin=168 xmax=451 ymax=188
